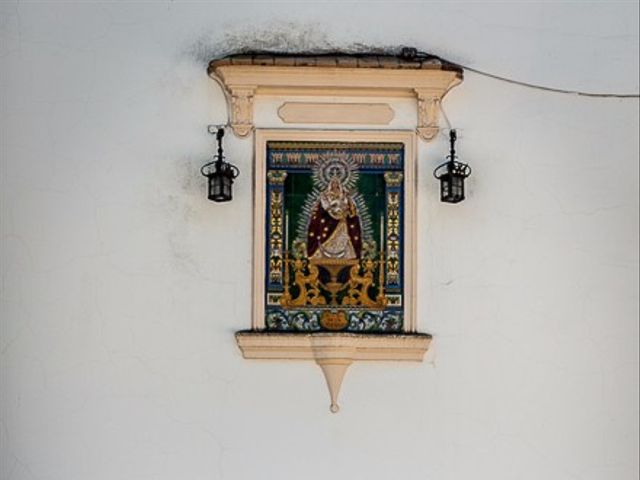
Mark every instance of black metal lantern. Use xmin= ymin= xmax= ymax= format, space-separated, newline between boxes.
xmin=200 ymin=127 xmax=239 ymax=202
xmin=433 ymin=129 xmax=471 ymax=203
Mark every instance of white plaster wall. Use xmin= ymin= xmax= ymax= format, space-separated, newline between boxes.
xmin=1 ymin=2 xmax=638 ymax=480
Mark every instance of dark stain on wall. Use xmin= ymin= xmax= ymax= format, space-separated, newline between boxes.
xmin=186 ymin=20 xmax=398 ymax=64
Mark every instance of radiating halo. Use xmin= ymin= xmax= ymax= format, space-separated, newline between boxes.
xmin=312 ymin=152 xmax=359 ymax=190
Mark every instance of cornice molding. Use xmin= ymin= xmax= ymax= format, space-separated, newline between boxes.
xmin=208 ymin=59 xmax=462 ymax=140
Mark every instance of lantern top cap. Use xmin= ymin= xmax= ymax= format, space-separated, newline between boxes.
xmin=200 ymin=158 xmax=239 ymax=179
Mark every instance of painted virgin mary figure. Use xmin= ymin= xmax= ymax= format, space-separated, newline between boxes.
xmin=301 ymin=153 xmax=373 ymax=261
xmin=307 ymin=177 xmax=362 ymax=260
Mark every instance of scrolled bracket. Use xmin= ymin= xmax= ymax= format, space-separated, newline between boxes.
xmin=414 ymin=89 xmax=443 ymax=142
xmin=229 ymin=86 xmax=256 ymax=138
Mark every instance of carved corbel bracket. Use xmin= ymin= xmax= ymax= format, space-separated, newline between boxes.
xmin=414 ymin=89 xmax=443 ymax=142
xmin=228 ymin=86 xmax=256 ymax=138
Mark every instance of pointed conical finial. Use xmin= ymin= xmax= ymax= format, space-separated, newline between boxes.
xmin=317 ymin=359 xmax=352 ymax=414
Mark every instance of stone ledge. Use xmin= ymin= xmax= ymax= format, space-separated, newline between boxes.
xmin=235 ymin=330 xmax=432 ymax=361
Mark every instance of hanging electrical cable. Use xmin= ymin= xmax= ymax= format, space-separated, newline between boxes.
xmin=398 ymin=47 xmax=639 ymax=99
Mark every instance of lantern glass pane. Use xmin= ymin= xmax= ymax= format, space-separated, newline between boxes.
xmin=438 ymin=172 xmax=467 ymax=203
xmin=213 ymin=178 xmax=222 ymax=197
xmin=207 ymin=174 xmax=227 ymax=202
xmin=453 ymin=176 xmax=462 ymax=198
xmin=440 ymin=174 xmax=450 ymax=202
xmin=222 ymin=176 xmax=232 ymax=201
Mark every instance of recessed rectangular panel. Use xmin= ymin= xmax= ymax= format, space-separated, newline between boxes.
xmin=277 ymin=102 xmax=395 ymax=124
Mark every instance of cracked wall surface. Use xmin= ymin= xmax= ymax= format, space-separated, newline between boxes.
xmin=1 ymin=2 xmax=638 ymax=480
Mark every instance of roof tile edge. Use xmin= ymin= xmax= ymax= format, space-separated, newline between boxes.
xmin=207 ymin=51 xmax=463 ymax=77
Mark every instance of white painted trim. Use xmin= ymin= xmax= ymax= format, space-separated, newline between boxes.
xmin=236 ymin=331 xmax=432 ymax=361
xmin=252 ymin=129 xmax=419 ymax=332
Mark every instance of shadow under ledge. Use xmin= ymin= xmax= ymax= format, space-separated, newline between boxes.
xmin=235 ymin=330 xmax=432 ymax=413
